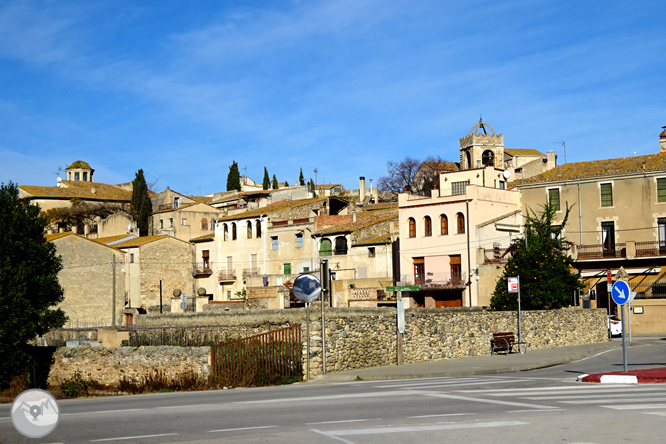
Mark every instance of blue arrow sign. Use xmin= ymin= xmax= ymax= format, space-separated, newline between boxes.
xmin=612 ymin=280 xmax=630 ymax=305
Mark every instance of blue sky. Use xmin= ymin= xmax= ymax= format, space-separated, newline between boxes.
xmin=1 ymin=0 xmax=664 ymax=195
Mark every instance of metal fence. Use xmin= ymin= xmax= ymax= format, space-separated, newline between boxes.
xmin=211 ymin=324 xmax=302 ymax=387
xmin=121 ymin=325 xmax=232 ymax=347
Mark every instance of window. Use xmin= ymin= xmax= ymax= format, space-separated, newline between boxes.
xmin=368 ymin=247 xmax=376 ymax=258
xmin=659 ymin=218 xmax=666 ymax=249
xmin=169 ymin=218 xmax=174 ymax=228
xmin=74 ymin=172 xmax=80 ymax=181
xmin=160 ymin=219 xmax=164 ymax=229
xmin=482 ymin=150 xmax=494 ymax=166
xmin=450 ymin=255 xmax=461 ymax=284
xmin=256 ymin=219 xmax=262 ymax=238
xmin=83 ymin=172 xmax=87 ymax=181
xmin=223 ymin=224 xmax=228 ymax=241
xmin=413 ymin=258 xmax=425 ymax=285
xmin=246 ymin=221 xmax=252 ymax=239
xmin=174 ymin=197 xmax=180 ymax=209
xmin=658 ymin=178 xmax=666 ymax=203
xmin=548 ymin=189 xmax=560 ymax=211
xmin=499 ymin=181 xmax=505 ymax=190
xmin=283 ymin=263 xmax=291 ymax=275
xmin=296 ymin=233 xmax=303 ymax=248
xmin=408 ymin=218 xmax=416 ymax=238
xmin=551 ymin=225 xmax=562 ymax=240
xmin=452 ymin=181 xmax=467 ymax=195
xmin=601 ymin=221 xmax=615 ymax=253
xmin=319 ymin=238 xmax=332 ymax=256
xmin=424 ymin=216 xmax=432 ymax=237
xmin=129 ymin=253 xmax=134 ymax=263
xmin=182 ymin=218 xmax=188 ymax=226
xmin=456 ymin=213 xmax=465 ymax=234
xmin=600 ymin=183 xmax=613 ymax=207
xmin=334 ymin=237 xmax=348 ymax=255
xmin=202 ymin=250 xmax=210 ymax=269
xmin=231 ymin=223 xmax=237 ymax=240
xmin=440 ymin=215 xmax=448 ymax=235
xmin=271 ymin=236 xmax=278 ymax=250
xmin=201 ymin=218 xmax=208 ymax=230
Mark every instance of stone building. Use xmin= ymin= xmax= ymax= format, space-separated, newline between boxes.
xmin=152 ymin=201 xmax=219 ymax=241
xmin=113 ymin=235 xmax=194 ymax=312
xmin=46 ymin=232 xmax=124 ymax=327
xmin=19 ymin=160 xmax=133 ymax=238
xmin=514 ymin=128 xmax=666 ymax=333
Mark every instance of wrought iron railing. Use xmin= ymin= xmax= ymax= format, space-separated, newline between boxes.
xmin=218 ymin=269 xmax=237 ymax=281
xmin=576 ymin=243 xmax=626 ymax=260
xmin=635 ymin=241 xmax=666 ymax=258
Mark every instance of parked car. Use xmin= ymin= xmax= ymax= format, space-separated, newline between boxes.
xmin=608 ymin=315 xmax=622 ymax=337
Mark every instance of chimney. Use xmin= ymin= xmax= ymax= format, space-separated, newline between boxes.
xmin=660 ymin=127 xmax=666 ymax=153
xmin=359 ymin=176 xmax=366 ymax=202
xmin=546 ymin=150 xmax=557 ymax=171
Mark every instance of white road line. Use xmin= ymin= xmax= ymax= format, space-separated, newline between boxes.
xmin=508 ymin=409 xmax=564 ymax=413
xmin=208 ymin=425 xmax=279 ymax=433
xmin=61 ymin=408 xmax=145 ymax=416
xmin=645 ymin=412 xmax=666 ymax=416
xmin=156 ymin=404 xmax=213 ymax=410
xmin=314 ymin=420 xmax=527 ymax=436
xmin=461 ymin=385 xmax=640 ymax=394
xmin=389 ymin=379 xmax=533 ymax=390
xmin=407 ymin=413 xmax=474 ymax=419
xmin=312 ymin=429 xmax=357 ymax=444
xmin=373 ymin=378 xmax=490 ymax=388
xmin=307 ymin=419 xmax=379 ymax=425
xmin=235 ymin=390 xmax=424 ymax=404
xmin=90 ymin=433 xmax=178 ymax=442
xmin=422 ymin=392 xmax=556 ymax=409
xmin=561 ymin=397 xmax=666 ymax=405
xmin=524 ymin=392 xmax=666 ymax=400
xmin=603 ymin=404 xmax=666 ymax=410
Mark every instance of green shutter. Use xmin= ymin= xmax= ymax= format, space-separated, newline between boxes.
xmin=600 ymin=183 xmax=613 ymax=207
xmin=658 ymin=178 xmax=666 ymax=203
xmin=283 ymin=263 xmax=291 ymax=275
xmin=548 ymin=189 xmax=560 ymax=211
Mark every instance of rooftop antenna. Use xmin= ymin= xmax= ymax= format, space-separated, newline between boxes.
xmin=314 ymin=168 xmax=318 ymax=185
xmin=554 ymin=141 xmax=566 ymax=163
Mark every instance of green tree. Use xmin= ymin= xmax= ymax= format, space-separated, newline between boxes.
xmin=309 ymin=178 xmax=317 ymax=197
xmin=226 ymin=161 xmax=241 ymax=191
xmin=490 ymin=201 xmax=582 ymax=311
xmin=299 ymin=168 xmax=305 ymax=186
xmin=130 ymin=169 xmax=153 ymax=236
xmin=272 ymin=174 xmax=279 ymax=190
xmin=262 ymin=167 xmax=270 ymax=190
xmin=0 ymin=183 xmax=67 ymax=389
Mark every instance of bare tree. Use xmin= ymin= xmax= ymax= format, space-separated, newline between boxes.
xmin=377 ymin=157 xmax=421 ymax=197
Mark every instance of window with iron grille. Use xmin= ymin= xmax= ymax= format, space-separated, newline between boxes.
xmin=600 ymin=183 xmax=613 ymax=207
xmin=452 ymin=181 xmax=467 ymax=195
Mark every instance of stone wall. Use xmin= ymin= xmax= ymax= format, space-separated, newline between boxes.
xmin=48 ymin=308 xmax=607 ymax=385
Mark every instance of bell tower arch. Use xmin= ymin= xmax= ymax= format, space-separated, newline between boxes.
xmin=459 ymin=118 xmax=504 ymax=170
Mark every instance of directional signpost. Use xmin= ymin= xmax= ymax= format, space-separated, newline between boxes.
xmin=612 ymin=279 xmax=630 ymax=371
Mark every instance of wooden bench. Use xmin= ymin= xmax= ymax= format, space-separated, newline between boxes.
xmin=491 ymin=332 xmax=527 ymax=355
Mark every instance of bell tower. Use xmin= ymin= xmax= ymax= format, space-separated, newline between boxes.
xmin=65 ymin=160 xmax=95 ymax=182
xmin=459 ymin=118 xmax=504 ymax=170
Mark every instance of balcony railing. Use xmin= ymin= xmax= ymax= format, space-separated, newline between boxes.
xmin=401 ymin=272 xmax=467 ymax=289
xmin=193 ymin=262 xmax=213 ymax=277
xmin=218 ymin=269 xmax=237 ymax=282
xmin=483 ymin=247 xmax=511 ymax=264
xmin=576 ymin=243 xmax=626 ymax=260
xmin=242 ymin=267 xmax=261 ymax=278
xmin=635 ymin=241 xmax=666 ymax=258
xmin=158 ymin=203 xmax=174 ymax=211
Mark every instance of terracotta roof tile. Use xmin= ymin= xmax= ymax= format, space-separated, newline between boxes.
xmin=353 ymin=233 xmax=391 ymax=246
xmin=91 ymin=234 xmax=134 ymax=245
xmin=315 ymin=211 xmax=397 ymax=235
xmin=421 ymin=161 xmax=460 ymax=172
xmin=20 ymin=181 xmax=132 ymax=201
xmin=504 ymin=148 xmax=544 ymax=157
xmin=113 ymin=235 xmax=171 ymax=248
xmin=191 ymin=233 xmax=215 ymax=243
xmin=45 ymin=232 xmax=73 ymax=242
xmin=216 ymin=197 xmax=331 ymax=222
xmin=514 ymin=153 xmax=666 ymax=185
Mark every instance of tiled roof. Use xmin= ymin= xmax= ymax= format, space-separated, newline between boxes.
xmin=353 ymin=233 xmax=391 ymax=246
xmin=421 ymin=161 xmax=460 ymax=172
xmin=315 ymin=211 xmax=397 ymax=236
xmin=67 ymin=160 xmax=92 ymax=169
xmin=191 ymin=233 xmax=214 ymax=243
xmin=45 ymin=232 xmax=73 ymax=242
xmin=216 ymin=197 xmax=330 ymax=222
xmin=504 ymin=148 xmax=544 ymax=157
xmin=361 ymin=202 xmax=398 ymax=211
xmin=44 ymin=232 xmax=122 ymax=252
xmin=113 ymin=235 xmax=171 ymax=248
xmin=91 ymin=234 xmax=134 ymax=245
xmin=152 ymin=202 xmax=218 ymax=215
xmin=514 ymin=153 xmax=666 ymax=185
xmin=20 ymin=181 xmax=132 ymax=201
xmin=188 ymin=195 xmax=214 ymax=205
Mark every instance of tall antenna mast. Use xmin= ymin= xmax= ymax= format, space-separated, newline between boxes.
xmin=554 ymin=141 xmax=566 ymax=164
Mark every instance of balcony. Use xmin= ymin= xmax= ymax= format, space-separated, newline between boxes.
xmin=483 ymin=247 xmax=511 ymax=264
xmin=635 ymin=241 xmax=666 ymax=258
xmin=576 ymin=243 xmax=626 ymax=260
xmin=218 ymin=269 xmax=237 ymax=282
xmin=242 ymin=267 xmax=261 ymax=278
xmin=192 ymin=262 xmax=212 ymax=277
xmin=401 ymin=272 xmax=467 ymax=289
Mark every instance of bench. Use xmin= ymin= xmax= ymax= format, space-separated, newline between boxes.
xmin=491 ymin=332 xmax=527 ymax=355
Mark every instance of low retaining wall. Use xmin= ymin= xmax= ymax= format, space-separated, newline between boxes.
xmin=47 ymin=308 xmax=607 ymax=385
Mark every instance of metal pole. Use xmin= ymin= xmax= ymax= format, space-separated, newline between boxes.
xmin=306 ymin=303 xmax=310 ymax=382
xmin=397 ymin=290 xmax=403 ymax=366
xmin=621 ymin=303 xmax=628 ymax=371
xmin=465 ymin=200 xmax=472 ymax=307
xmin=320 ymin=260 xmax=328 ymax=375
xmin=517 ymin=275 xmax=522 ymax=344
xmin=112 ymin=255 xmax=116 ymax=328
xmin=160 ymin=280 xmax=163 ymax=314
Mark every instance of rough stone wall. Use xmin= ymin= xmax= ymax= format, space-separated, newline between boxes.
xmin=140 ymin=238 xmax=194 ymax=309
xmin=54 ymin=236 xmax=124 ymax=327
xmin=48 ymin=344 xmax=210 ymax=386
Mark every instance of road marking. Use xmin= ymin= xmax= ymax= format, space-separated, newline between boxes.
xmin=156 ymin=404 xmax=213 ymax=410
xmin=461 ymin=385 xmax=641 ymax=394
xmin=508 ymin=409 xmax=564 ymax=413
xmin=235 ymin=390 xmax=423 ymax=404
xmin=307 ymin=419 xmax=379 ymax=425
xmin=603 ymin=404 xmax=666 ymax=410
xmin=373 ymin=378 xmax=490 ymax=388
xmin=378 ymin=379 xmax=533 ymax=389
xmin=208 ymin=425 xmax=279 ymax=433
xmin=422 ymin=392 xmax=556 ymax=410
xmin=406 ymin=413 xmax=473 ymax=419
xmin=90 ymin=433 xmax=178 ymax=442
xmin=560 ymin=397 xmax=666 ymax=405
xmin=645 ymin=412 xmax=666 ymax=416
xmin=61 ymin=408 xmax=145 ymax=416
xmin=312 ymin=420 xmax=527 ymax=437
xmin=524 ymin=391 xmax=666 ymax=400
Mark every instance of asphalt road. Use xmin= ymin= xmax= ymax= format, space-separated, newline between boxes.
xmin=2 ymin=338 xmax=665 ymax=444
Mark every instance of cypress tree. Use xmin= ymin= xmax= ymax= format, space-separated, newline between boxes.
xmin=263 ymin=167 xmax=270 ymax=190
xmin=299 ymin=168 xmax=305 ymax=186
xmin=227 ymin=161 xmax=241 ymax=191
xmin=130 ymin=169 xmax=153 ymax=236
xmin=272 ymin=175 xmax=279 ymax=190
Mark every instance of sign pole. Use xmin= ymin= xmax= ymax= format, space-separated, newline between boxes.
xmin=306 ymin=302 xmax=310 ymax=382
xmin=396 ymin=291 xmax=404 ymax=366
xmin=621 ymin=302 xmax=627 ymax=371
xmin=611 ymin=279 xmax=630 ymax=371
xmin=517 ymin=275 xmax=522 ymax=344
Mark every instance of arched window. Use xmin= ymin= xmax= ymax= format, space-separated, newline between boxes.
xmin=231 ymin=222 xmax=237 ymax=240
xmin=223 ymin=224 xmax=228 ymax=241
xmin=246 ymin=221 xmax=252 ymax=239
xmin=201 ymin=218 xmax=208 ymax=230
xmin=482 ymin=150 xmax=495 ymax=167
xmin=424 ymin=216 xmax=432 ymax=237
xmin=335 ymin=236 xmax=348 ymax=255
xmin=319 ymin=238 xmax=332 ymax=256
xmin=256 ymin=219 xmax=262 ymax=238
xmin=457 ymin=213 xmax=465 ymax=234
xmin=408 ymin=218 xmax=416 ymax=238
xmin=440 ymin=215 xmax=448 ymax=235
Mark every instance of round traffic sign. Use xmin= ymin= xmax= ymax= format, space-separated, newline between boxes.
xmin=293 ymin=274 xmax=321 ymax=303
xmin=611 ymin=280 xmax=630 ymax=305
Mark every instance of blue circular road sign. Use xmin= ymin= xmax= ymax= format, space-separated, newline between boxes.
xmin=611 ymin=280 xmax=631 ymax=305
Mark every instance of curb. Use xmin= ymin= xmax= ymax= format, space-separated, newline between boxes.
xmin=577 ymin=367 xmax=666 ymax=384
